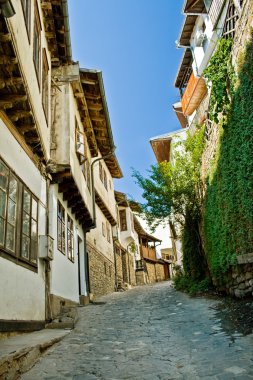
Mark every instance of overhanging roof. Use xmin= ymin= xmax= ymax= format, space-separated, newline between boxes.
xmin=183 ymin=0 xmax=206 ymax=14
xmin=134 ymin=216 xmax=161 ymax=243
xmin=175 ymin=48 xmax=193 ymax=89
xmin=178 ymin=15 xmax=197 ymax=46
xmin=150 ymin=129 xmax=186 ymax=163
xmin=173 ymin=102 xmax=188 ymax=128
xmin=80 ymin=69 xmax=123 ymax=179
xmin=41 ymin=0 xmax=72 ymax=67
xmin=114 ymin=191 xmax=128 ymax=207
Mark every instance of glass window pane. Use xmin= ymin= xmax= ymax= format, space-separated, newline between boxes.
xmin=31 ymin=219 xmax=37 ymax=240
xmin=30 ymin=238 xmax=37 ymax=263
xmin=23 ymin=189 xmax=31 ymax=213
xmin=22 ymin=212 xmax=30 ymax=235
xmin=7 ymin=199 xmax=16 ymax=225
xmin=0 ymin=217 xmax=5 ymax=245
xmin=57 ymin=223 xmax=62 ymax=251
xmin=62 ymin=224 xmax=65 ymax=253
xmin=9 ymin=176 xmax=17 ymax=201
xmin=0 ymin=189 xmax=7 ymax=218
xmin=21 ymin=235 xmax=30 ymax=259
xmin=0 ymin=161 xmax=8 ymax=190
xmin=6 ymin=223 xmax=15 ymax=252
xmin=32 ymin=198 xmax=37 ymax=220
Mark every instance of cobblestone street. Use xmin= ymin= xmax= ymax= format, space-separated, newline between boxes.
xmin=22 ymin=282 xmax=253 ymax=380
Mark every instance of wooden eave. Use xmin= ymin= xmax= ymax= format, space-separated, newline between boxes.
xmin=175 ymin=48 xmax=193 ymax=89
xmin=150 ymin=138 xmax=171 ymax=163
xmin=0 ymin=15 xmax=45 ymax=160
xmin=51 ymin=168 xmax=93 ymax=230
xmin=114 ymin=191 xmax=128 ymax=207
xmin=80 ymin=70 xmax=123 ymax=179
xmin=143 ymin=255 xmax=158 ymax=264
xmin=173 ymin=102 xmax=188 ymax=128
xmin=183 ymin=0 xmax=206 ymax=13
xmin=41 ymin=0 xmax=72 ymax=67
xmin=181 ymin=72 xmax=207 ymax=116
xmin=178 ymin=15 xmax=197 ymax=46
xmin=71 ymin=79 xmax=98 ymax=157
xmin=95 ymin=190 xmax=117 ymax=226
xmin=134 ymin=216 xmax=161 ymax=243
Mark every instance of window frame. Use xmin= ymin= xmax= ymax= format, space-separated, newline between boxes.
xmin=21 ymin=0 xmax=31 ymax=42
xmin=67 ymin=215 xmax=74 ymax=262
xmin=0 ymin=157 xmax=39 ymax=269
xmin=33 ymin=0 xmax=42 ymax=88
xmin=57 ymin=201 xmax=66 ymax=254
xmin=119 ymin=209 xmax=127 ymax=231
xmin=102 ymin=222 xmax=106 ymax=237
xmin=42 ymin=48 xmax=49 ymax=123
xmin=106 ymin=221 xmax=111 ymax=243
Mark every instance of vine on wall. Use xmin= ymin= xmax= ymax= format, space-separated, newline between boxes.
xmin=203 ymin=36 xmax=253 ymax=284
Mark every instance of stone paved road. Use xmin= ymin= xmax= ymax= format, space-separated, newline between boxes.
xmin=22 ymin=282 xmax=253 ymax=380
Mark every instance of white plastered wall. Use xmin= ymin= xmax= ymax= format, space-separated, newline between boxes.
xmin=0 ymin=119 xmax=46 ymax=320
xmin=49 ymin=186 xmax=88 ymax=302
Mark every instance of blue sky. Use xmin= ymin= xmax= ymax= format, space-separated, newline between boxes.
xmin=68 ymin=0 xmax=184 ymax=201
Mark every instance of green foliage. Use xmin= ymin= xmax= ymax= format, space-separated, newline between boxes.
xmin=133 ymin=126 xmax=209 ymax=281
xmin=204 ymin=34 xmax=253 ymax=284
xmin=174 ymin=273 xmax=211 ymax=295
xmin=132 ymin=126 xmax=205 ymax=229
xmin=204 ymin=39 xmax=235 ymax=122
xmin=182 ymin=212 xmax=207 ymax=280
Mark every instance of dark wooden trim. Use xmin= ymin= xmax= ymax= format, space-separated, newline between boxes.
xmin=0 ymin=319 xmax=45 ymax=332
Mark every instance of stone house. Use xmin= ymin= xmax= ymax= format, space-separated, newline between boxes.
xmin=134 ymin=215 xmax=169 ymax=285
xmin=175 ymin=0 xmax=253 ymax=296
xmin=0 ymin=0 xmax=122 ymax=331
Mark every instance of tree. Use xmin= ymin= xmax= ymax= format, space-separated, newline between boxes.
xmin=133 ymin=126 xmax=209 ymax=280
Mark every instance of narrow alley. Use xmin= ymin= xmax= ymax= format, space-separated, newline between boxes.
xmin=21 ymin=282 xmax=253 ymax=380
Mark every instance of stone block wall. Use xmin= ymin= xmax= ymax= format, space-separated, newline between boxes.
xmin=122 ymin=251 xmax=136 ymax=286
xmin=115 ymin=246 xmax=123 ymax=288
xmin=224 ymin=264 xmax=253 ymax=298
xmin=155 ymin=263 xmax=166 ymax=282
xmin=146 ymin=262 xmax=157 ymax=283
xmin=87 ymin=242 xmax=115 ymax=297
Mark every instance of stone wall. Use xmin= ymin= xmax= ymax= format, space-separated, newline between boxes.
xmin=232 ymin=0 xmax=253 ymax=68
xmin=87 ymin=242 xmax=115 ymax=297
xmin=146 ymin=262 xmax=157 ymax=283
xmin=122 ymin=251 xmax=136 ymax=286
xmin=155 ymin=263 xmax=166 ymax=282
xmin=221 ymin=264 xmax=253 ymax=298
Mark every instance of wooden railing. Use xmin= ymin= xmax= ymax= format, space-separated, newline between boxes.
xmin=141 ymin=246 xmax=157 ymax=261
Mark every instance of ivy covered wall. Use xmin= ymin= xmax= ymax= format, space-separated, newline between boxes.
xmin=204 ymin=35 xmax=253 ymax=284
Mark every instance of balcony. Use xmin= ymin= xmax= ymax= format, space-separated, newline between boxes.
xmin=141 ymin=246 xmax=157 ymax=262
xmin=181 ymin=72 xmax=207 ymax=116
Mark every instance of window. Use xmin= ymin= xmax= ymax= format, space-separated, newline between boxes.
xmin=57 ymin=201 xmax=65 ymax=254
xmin=102 ymin=222 xmax=106 ymax=237
xmin=86 ymin=161 xmax=91 ymax=192
xmin=42 ymin=49 xmax=49 ymax=122
xmin=33 ymin=1 xmax=41 ymax=86
xmin=75 ymin=120 xmax=86 ymax=164
xmin=67 ymin=215 xmax=74 ymax=262
xmin=119 ymin=209 xmax=127 ymax=231
xmin=223 ymin=0 xmax=240 ymax=39
xmin=130 ymin=212 xmax=134 ymax=232
xmin=99 ymin=162 xmax=103 ymax=182
xmin=21 ymin=189 xmax=38 ymax=264
xmin=106 ymin=221 xmax=111 ymax=243
xmin=21 ymin=0 xmax=31 ymax=40
xmin=103 ymin=170 xmax=108 ymax=190
xmin=0 ymin=158 xmax=38 ymax=267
